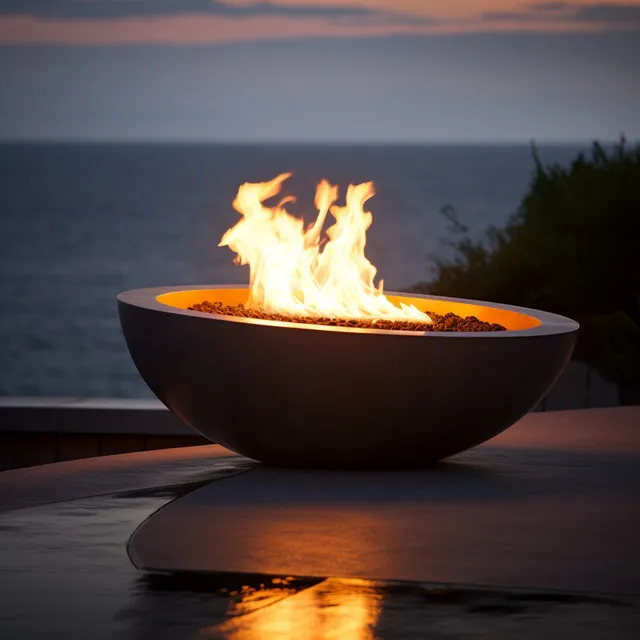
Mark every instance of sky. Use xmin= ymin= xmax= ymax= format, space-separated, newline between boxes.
xmin=0 ymin=1 xmax=638 ymax=142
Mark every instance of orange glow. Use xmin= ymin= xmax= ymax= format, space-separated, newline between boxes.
xmin=1 ymin=2 xmax=628 ymax=45
xmin=157 ymin=288 xmax=541 ymax=330
xmin=207 ymin=578 xmax=382 ymax=640
xmin=219 ymin=174 xmax=432 ymax=323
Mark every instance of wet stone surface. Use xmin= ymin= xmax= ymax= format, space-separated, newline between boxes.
xmin=188 ymin=301 xmax=507 ymax=333
xmin=0 ymin=487 xmax=638 ymax=639
xmin=0 ymin=492 xmax=316 ymax=640
xmin=2 ymin=411 xmax=640 ymax=638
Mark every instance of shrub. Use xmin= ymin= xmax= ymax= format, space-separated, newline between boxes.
xmin=413 ymin=138 xmax=640 ymax=403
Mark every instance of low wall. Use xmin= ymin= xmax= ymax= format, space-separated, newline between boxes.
xmin=534 ymin=361 xmax=618 ymax=411
xmin=0 ymin=361 xmax=621 ymax=471
xmin=0 ymin=398 xmax=207 ymax=471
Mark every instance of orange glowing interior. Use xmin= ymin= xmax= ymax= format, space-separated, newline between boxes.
xmin=157 ymin=288 xmax=541 ymax=331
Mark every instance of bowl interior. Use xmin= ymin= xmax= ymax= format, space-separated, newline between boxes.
xmin=156 ymin=288 xmax=541 ymax=331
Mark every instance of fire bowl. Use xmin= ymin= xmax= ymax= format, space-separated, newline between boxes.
xmin=118 ymin=285 xmax=578 ymax=469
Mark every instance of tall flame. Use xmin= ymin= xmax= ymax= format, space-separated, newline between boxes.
xmin=219 ymin=173 xmax=431 ymax=323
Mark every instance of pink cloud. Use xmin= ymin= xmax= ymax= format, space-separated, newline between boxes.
xmin=2 ymin=2 xmax=636 ymax=45
xmin=0 ymin=13 xmax=608 ymax=46
xmin=0 ymin=15 xmax=419 ymax=45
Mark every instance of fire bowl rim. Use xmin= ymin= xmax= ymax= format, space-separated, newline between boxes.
xmin=118 ymin=285 xmax=579 ymax=338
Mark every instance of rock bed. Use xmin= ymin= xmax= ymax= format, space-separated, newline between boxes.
xmin=188 ymin=301 xmax=507 ymax=332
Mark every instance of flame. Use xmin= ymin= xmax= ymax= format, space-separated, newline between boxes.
xmin=219 ymin=173 xmax=431 ymax=323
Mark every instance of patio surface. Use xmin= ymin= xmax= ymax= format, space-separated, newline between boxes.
xmin=0 ymin=406 xmax=639 ymax=638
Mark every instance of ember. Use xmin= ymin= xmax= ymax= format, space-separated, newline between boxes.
xmin=189 ymin=301 xmax=506 ymax=332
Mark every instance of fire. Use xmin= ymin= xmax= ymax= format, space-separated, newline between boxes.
xmin=219 ymin=173 xmax=431 ymax=323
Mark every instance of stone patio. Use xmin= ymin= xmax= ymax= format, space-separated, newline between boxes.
xmin=0 ymin=406 xmax=639 ymax=638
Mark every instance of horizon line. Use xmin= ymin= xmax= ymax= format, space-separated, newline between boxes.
xmin=0 ymin=137 xmax=633 ymax=147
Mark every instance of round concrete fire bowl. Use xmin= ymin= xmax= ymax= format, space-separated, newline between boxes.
xmin=118 ymin=285 xmax=578 ymax=469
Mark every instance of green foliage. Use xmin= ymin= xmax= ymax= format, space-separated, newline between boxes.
xmin=414 ymin=137 xmax=640 ymax=387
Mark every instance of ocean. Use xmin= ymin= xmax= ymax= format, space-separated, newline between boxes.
xmin=0 ymin=142 xmax=587 ymax=398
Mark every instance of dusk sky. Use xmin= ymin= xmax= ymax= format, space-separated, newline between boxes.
xmin=0 ymin=1 xmax=638 ymax=142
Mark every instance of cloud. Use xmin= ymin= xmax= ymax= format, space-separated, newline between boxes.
xmin=526 ymin=2 xmax=571 ymax=11
xmin=1 ymin=1 xmax=637 ymax=31
xmin=1 ymin=1 xmax=637 ymax=48
xmin=483 ymin=2 xmax=640 ymax=25
xmin=0 ymin=0 xmax=429 ymax=25
xmin=574 ymin=2 xmax=640 ymax=23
